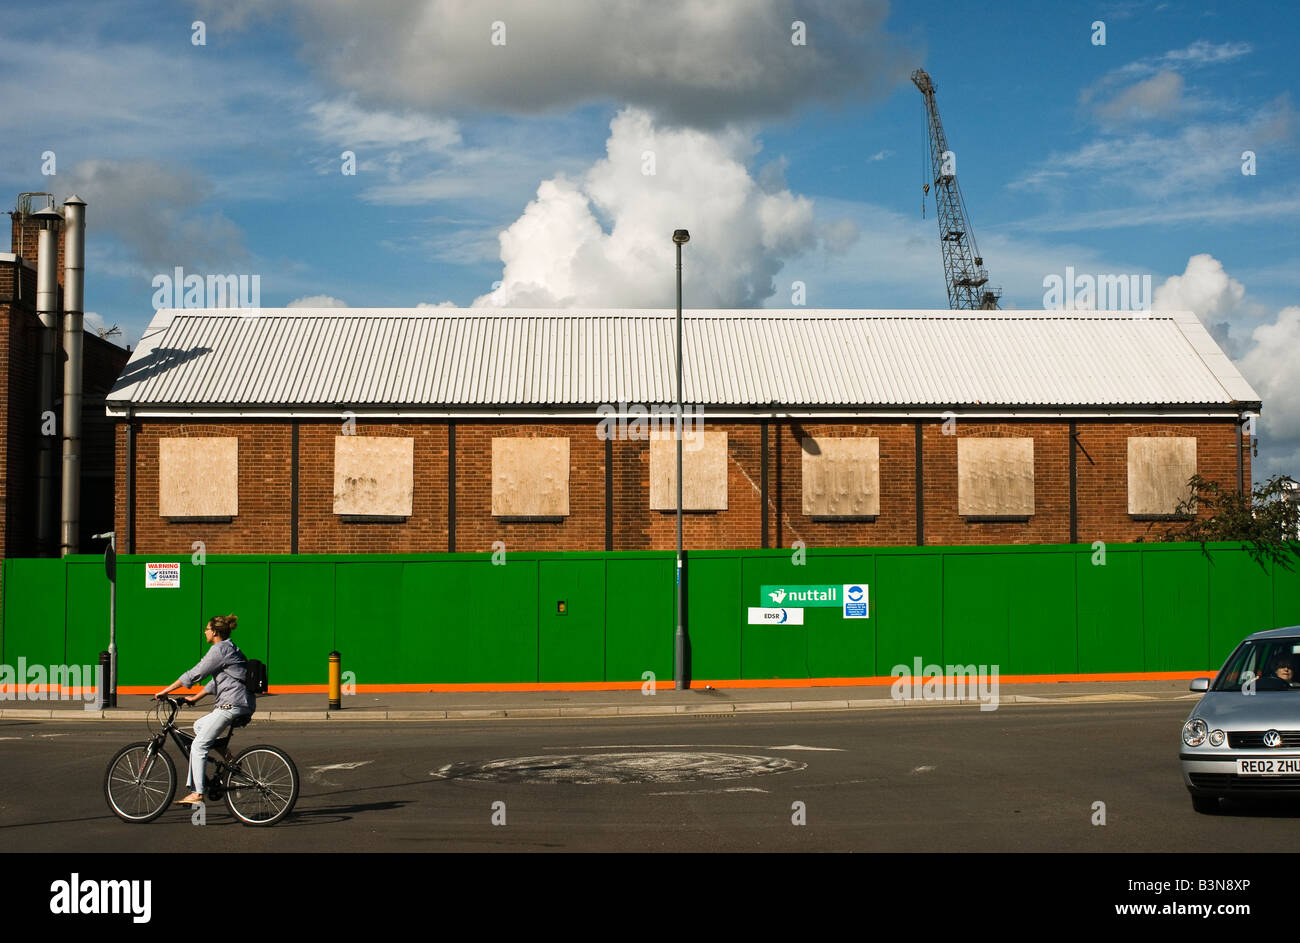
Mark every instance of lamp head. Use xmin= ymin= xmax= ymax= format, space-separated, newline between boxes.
xmin=672 ymin=229 xmax=690 ymax=245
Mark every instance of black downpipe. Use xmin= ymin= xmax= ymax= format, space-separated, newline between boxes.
xmin=125 ymin=414 xmax=135 ymax=555
xmin=448 ymin=422 xmax=456 ymax=552
xmin=605 ymin=436 xmax=613 ymax=551
xmin=760 ymin=421 xmax=769 ymax=549
xmin=915 ymin=422 xmax=924 ymax=547
xmin=775 ymin=422 xmax=783 ymax=548
xmin=290 ymin=422 xmax=299 ymax=554
xmin=1237 ymin=415 xmax=1244 ymax=495
xmin=1069 ymin=422 xmax=1077 ymax=544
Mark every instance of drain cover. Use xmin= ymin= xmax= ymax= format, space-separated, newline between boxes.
xmin=432 ymin=751 xmax=805 ymax=785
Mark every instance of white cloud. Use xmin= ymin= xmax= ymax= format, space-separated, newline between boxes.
xmin=1092 ymin=71 xmax=1186 ymax=124
xmin=1010 ymin=95 xmax=1294 ymax=201
xmin=473 ymin=108 xmax=820 ymax=308
xmin=1121 ymin=39 xmax=1252 ymax=77
xmin=416 ymin=301 xmax=458 ymax=308
xmin=1153 ymin=253 xmax=1246 ymax=321
xmin=60 ymin=159 xmax=248 ymax=273
xmin=1240 ymin=307 xmax=1300 ymax=445
xmin=287 ymin=295 xmax=348 ymax=307
xmin=1010 ymin=192 xmax=1300 ymax=233
xmin=1153 ymin=254 xmax=1298 ymax=481
xmin=237 ymin=0 xmax=914 ymax=128
xmin=308 ymin=99 xmax=462 ymax=150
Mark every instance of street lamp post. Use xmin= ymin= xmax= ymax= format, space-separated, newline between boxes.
xmin=91 ymin=531 xmax=116 ymax=708
xmin=673 ymin=229 xmax=690 ymax=690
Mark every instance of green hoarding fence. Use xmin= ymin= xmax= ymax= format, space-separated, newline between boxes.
xmin=2 ymin=543 xmax=1298 ymax=687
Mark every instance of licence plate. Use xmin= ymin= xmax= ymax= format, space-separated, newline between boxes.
xmin=1237 ymin=758 xmax=1300 ymax=775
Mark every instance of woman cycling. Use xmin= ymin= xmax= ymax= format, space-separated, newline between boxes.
xmin=154 ymin=614 xmax=255 ymax=804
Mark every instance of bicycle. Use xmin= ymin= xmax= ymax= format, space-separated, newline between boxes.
xmin=103 ymin=696 xmax=299 ymax=826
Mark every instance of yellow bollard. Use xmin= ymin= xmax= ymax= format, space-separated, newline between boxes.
xmin=328 ymin=651 xmax=341 ymax=710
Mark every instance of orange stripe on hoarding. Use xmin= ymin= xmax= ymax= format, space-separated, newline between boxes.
xmin=109 ymin=670 xmax=1215 ymax=696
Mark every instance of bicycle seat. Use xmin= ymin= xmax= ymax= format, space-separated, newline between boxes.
xmin=230 ymin=713 xmax=252 ymax=729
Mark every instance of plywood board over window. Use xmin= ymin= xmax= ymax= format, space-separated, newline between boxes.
xmin=333 ymin=436 xmax=414 ymax=517
xmin=958 ymin=438 xmax=1035 ymax=518
xmin=159 ymin=437 xmax=238 ymax=519
xmin=649 ymin=430 xmax=727 ymax=511
xmin=802 ymin=437 xmax=880 ymax=518
xmin=1128 ymin=437 xmax=1196 ymax=517
xmin=492 ymin=438 xmax=570 ymax=518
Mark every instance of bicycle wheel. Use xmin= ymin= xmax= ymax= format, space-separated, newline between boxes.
xmin=104 ymin=741 xmax=176 ymax=823
xmin=224 ymin=745 xmax=299 ymax=826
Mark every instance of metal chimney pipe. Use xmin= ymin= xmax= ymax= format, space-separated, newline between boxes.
xmin=60 ymin=195 xmax=86 ymax=557
xmin=32 ymin=203 xmax=63 ymax=556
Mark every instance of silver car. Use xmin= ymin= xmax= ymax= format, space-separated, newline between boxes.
xmin=1182 ymin=626 xmax=1300 ymax=813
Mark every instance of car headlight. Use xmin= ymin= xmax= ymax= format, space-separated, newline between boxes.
xmin=1183 ymin=718 xmax=1208 ymax=747
xmin=1209 ymin=729 xmax=1226 ymax=747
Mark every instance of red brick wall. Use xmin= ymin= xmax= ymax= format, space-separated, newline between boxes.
xmin=3 ymin=299 xmax=42 ymax=559
xmin=9 ymin=212 xmax=64 ymax=284
xmin=1074 ymin=420 xmax=1247 ymax=544
xmin=111 ymin=416 xmax=1249 ymax=554
xmin=919 ymin=421 xmax=1070 ymax=545
xmin=617 ymin=422 xmax=767 ymax=552
xmin=120 ymin=423 xmax=294 ymax=555
xmin=770 ymin=421 xmax=919 ymax=550
xmin=455 ymin=423 xmax=601 ymax=552
xmin=299 ymin=422 xmax=448 ymax=554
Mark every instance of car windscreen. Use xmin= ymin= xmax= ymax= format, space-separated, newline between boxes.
xmin=1211 ymin=638 xmax=1300 ymax=692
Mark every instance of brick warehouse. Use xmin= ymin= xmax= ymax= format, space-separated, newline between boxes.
xmin=104 ymin=307 xmax=1259 ymax=555
xmin=1 ymin=196 xmax=130 ymax=606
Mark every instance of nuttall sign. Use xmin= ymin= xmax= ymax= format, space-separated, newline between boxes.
xmin=759 ymin=583 xmax=870 ymax=617
xmin=760 ymin=584 xmax=841 ymax=607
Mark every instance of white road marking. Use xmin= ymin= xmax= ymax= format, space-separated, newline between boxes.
xmin=309 ymin=761 xmax=372 ymax=773
xmin=431 ymin=752 xmax=805 ymax=785
xmin=307 ymin=760 xmax=373 ymax=784
xmin=546 ymin=743 xmax=843 ymax=752
xmin=648 ymin=787 xmax=770 ymax=796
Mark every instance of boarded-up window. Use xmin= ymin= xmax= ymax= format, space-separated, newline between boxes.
xmin=957 ymin=438 xmax=1035 ymax=517
xmin=802 ymin=437 xmax=880 ymax=518
xmin=1128 ymin=437 xmax=1196 ymax=516
xmin=649 ymin=431 xmax=727 ymax=511
xmin=492 ymin=438 xmax=570 ymax=518
xmin=159 ymin=437 xmax=238 ymax=519
xmin=334 ymin=436 xmax=414 ymax=518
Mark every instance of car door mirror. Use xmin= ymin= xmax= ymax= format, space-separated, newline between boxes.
xmin=1189 ymin=678 xmax=1210 ymax=692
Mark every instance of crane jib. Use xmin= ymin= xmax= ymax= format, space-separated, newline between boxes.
xmin=911 ymin=67 xmax=1000 ymax=311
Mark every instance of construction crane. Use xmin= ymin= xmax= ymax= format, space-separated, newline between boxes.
xmin=912 ymin=68 xmax=1000 ymax=310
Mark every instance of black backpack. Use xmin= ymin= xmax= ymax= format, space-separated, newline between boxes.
xmin=245 ymin=659 xmax=268 ymax=695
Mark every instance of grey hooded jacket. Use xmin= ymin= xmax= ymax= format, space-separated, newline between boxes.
xmin=179 ymin=639 xmax=255 ymax=713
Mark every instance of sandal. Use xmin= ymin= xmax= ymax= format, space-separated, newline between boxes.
xmin=175 ymin=793 xmax=205 ymax=805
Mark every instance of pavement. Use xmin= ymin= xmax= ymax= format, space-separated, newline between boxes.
xmin=0 ymin=678 xmax=1204 ymax=722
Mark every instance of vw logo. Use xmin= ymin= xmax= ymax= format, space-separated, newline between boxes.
xmin=1263 ymin=730 xmax=1283 ymax=748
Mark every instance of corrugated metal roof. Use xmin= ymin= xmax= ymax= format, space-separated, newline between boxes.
xmin=105 ymin=308 xmax=1262 ymax=414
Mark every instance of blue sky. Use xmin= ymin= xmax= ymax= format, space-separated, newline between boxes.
xmin=3 ymin=0 xmax=1297 ymax=479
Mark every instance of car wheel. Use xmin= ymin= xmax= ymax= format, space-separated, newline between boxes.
xmin=1191 ymin=794 xmax=1221 ymax=815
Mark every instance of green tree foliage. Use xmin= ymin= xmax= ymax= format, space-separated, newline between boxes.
xmin=1144 ymin=474 xmax=1300 ymax=570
